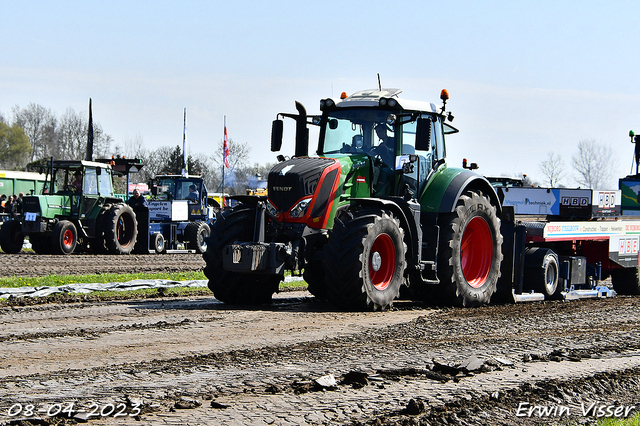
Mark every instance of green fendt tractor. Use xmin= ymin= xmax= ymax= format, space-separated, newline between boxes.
xmin=203 ymin=88 xmax=502 ymax=310
xmin=0 ymin=160 xmax=137 ymax=255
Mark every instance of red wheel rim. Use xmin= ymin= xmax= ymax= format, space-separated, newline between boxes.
xmin=62 ymin=229 xmax=74 ymax=249
xmin=369 ymin=233 xmax=395 ymax=291
xmin=460 ymin=216 xmax=492 ymax=288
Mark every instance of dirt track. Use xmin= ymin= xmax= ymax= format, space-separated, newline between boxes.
xmin=1 ymin=253 xmax=640 ymax=425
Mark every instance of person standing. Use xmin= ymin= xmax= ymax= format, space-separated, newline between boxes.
xmin=127 ymin=188 xmax=148 ymax=209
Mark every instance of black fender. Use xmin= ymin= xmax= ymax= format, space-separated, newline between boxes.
xmin=421 ymin=168 xmax=501 ymax=214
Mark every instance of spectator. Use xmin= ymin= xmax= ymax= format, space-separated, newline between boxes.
xmin=127 ymin=188 xmax=148 ymax=209
xmin=185 ymin=184 xmax=199 ymax=203
xmin=0 ymin=194 xmax=6 ymax=214
xmin=13 ymin=193 xmax=24 ymax=217
xmin=5 ymin=195 xmax=14 ymax=218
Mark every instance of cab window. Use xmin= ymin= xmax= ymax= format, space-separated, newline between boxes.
xmin=84 ymin=168 xmax=98 ymax=195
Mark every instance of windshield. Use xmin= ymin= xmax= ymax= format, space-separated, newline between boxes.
xmin=321 ymin=109 xmax=397 ymax=156
xmin=157 ymin=178 xmax=202 ymax=201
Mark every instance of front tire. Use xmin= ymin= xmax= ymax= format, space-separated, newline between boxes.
xmin=436 ymin=190 xmax=502 ymax=307
xmin=52 ymin=220 xmax=77 ymax=255
xmin=303 ymin=262 xmax=327 ymax=300
xmin=323 ymin=208 xmax=406 ymax=311
xmin=203 ymin=204 xmax=281 ymax=305
xmin=29 ymin=234 xmax=52 ymax=254
xmin=0 ymin=220 xmax=24 ymax=254
xmin=185 ymin=221 xmax=210 ymax=253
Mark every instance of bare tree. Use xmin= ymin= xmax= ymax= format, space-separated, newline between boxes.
xmin=539 ymin=151 xmax=565 ymax=187
xmin=56 ymin=108 xmax=85 ymax=160
xmin=572 ymin=139 xmax=616 ymax=189
xmin=12 ymin=103 xmax=57 ymax=162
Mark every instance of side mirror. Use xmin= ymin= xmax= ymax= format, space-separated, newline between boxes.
xmin=415 ymin=118 xmax=432 ymax=151
xmin=271 ymin=119 xmax=283 ymax=152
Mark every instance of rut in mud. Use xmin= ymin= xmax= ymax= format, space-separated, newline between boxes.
xmin=1 ymin=251 xmax=639 ymax=426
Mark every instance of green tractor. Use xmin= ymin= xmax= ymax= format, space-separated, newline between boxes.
xmin=0 ymin=160 xmax=137 ymax=255
xmin=203 ymin=88 xmax=502 ymax=309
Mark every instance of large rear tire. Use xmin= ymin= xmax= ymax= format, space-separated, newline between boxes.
xmin=0 ymin=220 xmax=24 ymax=254
xmin=103 ymin=204 xmax=137 ymax=255
xmin=52 ymin=220 xmax=77 ymax=255
xmin=611 ymin=266 xmax=640 ymax=295
xmin=323 ymin=208 xmax=406 ymax=311
xmin=436 ymin=190 xmax=502 ymax=307
xmin=524 ymin=247 xmax=561 ymax=299
xmin=203 ymin=204 xmax=281 ymax=305
xmin=185 ymin=221 xmax=210 ymax=253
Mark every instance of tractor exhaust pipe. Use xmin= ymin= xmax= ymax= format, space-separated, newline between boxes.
xmin=294 ymin=101 xmax=308 ymax=158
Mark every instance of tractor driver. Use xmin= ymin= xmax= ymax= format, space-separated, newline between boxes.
xmin=185 ymin=184 xmax=199 ymax=203
xmin=371 ymin=123 xmax=395 ymax=195
xmin=70 ymin=171 xmax=83 ymax=193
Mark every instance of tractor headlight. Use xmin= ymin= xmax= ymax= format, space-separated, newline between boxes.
xmin=320 ymin=99 xmax=335 ymax=111
xmin=266 ymin=199 xmax=280 ymax=218
xmin=290 ymin=198 xmax=312 ymax=218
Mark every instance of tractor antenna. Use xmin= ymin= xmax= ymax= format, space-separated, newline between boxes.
xmin=377 ymin=74 xmax=382 ymax=91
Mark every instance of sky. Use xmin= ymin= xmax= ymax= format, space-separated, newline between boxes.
xmin=2 ymin=0 xmax=640 ymax=188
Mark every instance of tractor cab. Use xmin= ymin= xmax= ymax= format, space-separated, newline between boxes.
xmin=33 ymin=160 xmax=117 ymax=220
xmin=150 ymin=175 xmax=210 ymax=221
xmin=316 ymin=89 xmax=457 ymax=200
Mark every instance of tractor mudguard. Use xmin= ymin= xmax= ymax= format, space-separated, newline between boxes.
xmin=420 ymin=165 xmax=501 ymax=214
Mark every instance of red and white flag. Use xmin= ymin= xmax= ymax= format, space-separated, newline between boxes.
xmin=223 ymin=119 xmax=230 ymax=169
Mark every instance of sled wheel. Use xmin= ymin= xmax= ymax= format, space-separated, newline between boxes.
xmin=323 ymin=208 xmax=406 ymax=311
xmin=524 ymin=247 xmax=561 ymax=299
xmin=437 ymin=189 xmax=502 ymax=307
xmin=611 ymin=266 xmax=640 ymax=295
xmin=203 ymin=204 xmax=282 ymax=305
xmin=153 ymin=233 xmax=166 ymax=254
xmin=52 ymin=220 xmax=77 ymax=255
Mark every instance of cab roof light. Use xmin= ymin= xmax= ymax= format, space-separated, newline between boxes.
xmin=440 ymin=89 xmax=449 ymax=113
xmin=340 ymin=92 xmax=348 ymax=99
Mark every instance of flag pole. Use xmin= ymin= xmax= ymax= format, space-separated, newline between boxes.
xmin=222 ymin=116 xmax=226 ymax=202
xmin=182 ymin=108 xmax=188 ymax=177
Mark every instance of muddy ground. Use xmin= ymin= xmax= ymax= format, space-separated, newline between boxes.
xmin=1 ymin=252 xmax=640 ymax=425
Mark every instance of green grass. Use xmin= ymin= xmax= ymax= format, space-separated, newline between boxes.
xmin=0 ymin=271 xmax=207 ymax=289
xmin=597 ymin=411 xmax=640 ymax=426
